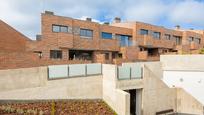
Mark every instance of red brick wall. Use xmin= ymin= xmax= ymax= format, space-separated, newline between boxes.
xmin=0 ymin=52 xmax=91 ymax=70
xmin=0 ymin=20 xmax=29 ymax=52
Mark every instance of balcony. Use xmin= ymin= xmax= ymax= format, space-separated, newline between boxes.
xmin=99 ymin=39 xmax=120 ymax=51
xmin=138 ymin=35 xmax=175 ymax=48
xmin=116 ymin=63 xmax=143 ymax=89
xmin=190 ymin=41 xmax=200 ymax=50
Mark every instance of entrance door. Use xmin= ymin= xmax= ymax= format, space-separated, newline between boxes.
xmin=129 ymin=89 xmax=136 ymax=115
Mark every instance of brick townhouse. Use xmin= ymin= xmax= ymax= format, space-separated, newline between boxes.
xmin=27 ymin=11 xmax=204 ymax=63
xmin=1 ymin=11 xmax=204 ymax=69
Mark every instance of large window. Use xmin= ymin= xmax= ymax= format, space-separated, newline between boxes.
xmin=188 ymin=37 xmax=194 ymax=43
xmin=152 ymin=32 xmax=161 ymax=39
xmin=80 ymin=29 xmax=93 ymax=38
xmin=116 ymin=34 xmax=132 ymax=46
xmin=194 ymin=38 xmax=201 ymax=44
xmin=140 ymin=29 xmax=148 ymax=35
xmin=101 ymin=32 xmax=112 ymax=39
xmin=173 ymin=36 xmax=182 ymax=45
xmin=50 ymin=50 xmax=62 ymax=59
xmin=52 ymin=25 xmax=68 ymax=33
xmin=164 ymin=34 xmax=171 ymax=40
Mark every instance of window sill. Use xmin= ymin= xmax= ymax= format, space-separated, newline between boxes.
xmin=80 ymin=36 xmax=93 ymax=39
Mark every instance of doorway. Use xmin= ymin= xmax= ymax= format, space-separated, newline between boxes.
xmin=126 ymin=89 xmax=142 ymax=115
xmin=129 ymin=89 xmax=136 ymax=115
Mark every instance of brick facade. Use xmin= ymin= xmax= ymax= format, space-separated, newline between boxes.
xmin=1 ymin=11 xmax=204 ymax=69
xmin=0 ymin=20 xmax=29 ymax=52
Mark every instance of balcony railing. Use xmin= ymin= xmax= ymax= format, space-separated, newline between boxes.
xmin=138 ymin=35 xmax=175 ymax=48
xmin=117 ymin=64 xmax=143 ymax=80
xmin=48 ymin=63 xmax=102 ymax=79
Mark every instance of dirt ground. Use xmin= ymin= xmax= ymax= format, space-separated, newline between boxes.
xmin=0 ymin=100 xmax=117 ymax=115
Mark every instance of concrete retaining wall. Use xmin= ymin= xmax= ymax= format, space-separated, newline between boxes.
xmin=160 ymin=55 xmax=204 ymax=70
xmin=0 ymin=67 xmax=47 ymax=92
xmin=0 ymin=66 xmax=102 ymax=100
xmin=102 ymin=64 xmax=130 ymax=115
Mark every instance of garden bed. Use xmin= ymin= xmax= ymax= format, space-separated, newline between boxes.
xmin=0 ymin=100 xmax=116 ymax=115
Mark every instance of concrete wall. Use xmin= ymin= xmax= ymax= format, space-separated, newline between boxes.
xmin=0 ymin=67 xmax=47 ymax=92
xmin=176 ymin=88 xmax=203 ymax=114
xmin=160 ymin=55 xmax=204 ymax=114
xmin=163 ymin=70 xmax=204 ymax=106
xmin=123 ymin=61 xmax=204 ymax=115
xmin=142 ymin=64 xmax=177 ymax=115
xmin=160 ymin=55 xmax=204 ymax=70
xmin=102 ymin=64 xmax=130 ymax=115
xmin=0 ymin=66 xmax=102 ymax=100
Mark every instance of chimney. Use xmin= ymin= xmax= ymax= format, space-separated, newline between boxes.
xmin=36 ymin=35 xmax=42 ymax=41
xmin=86 ymin=17 xmax=92 ymax=22
xmin=114 ymin=17 xmax=121 ymax=23
xmin=44 ymin=11 xmax=54 ymax=15
xmin=175 ymin=25 xmax=180 ymax=30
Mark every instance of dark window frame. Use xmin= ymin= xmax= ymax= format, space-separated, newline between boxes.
xmin=152 ymin=31 xmax=161 ymax=39
xmin=195 ymin=38 xmax=201 ymax=44
xmin=50 ymin=50 xmax=62 ymax=59
xmin=116 ymin=34 xmax=132 ymax=47
xmin=188 ymin=37 xmax=194 ymax=43
xmin=164 ymin=34 xmax=171 ymax=40
xmin=173 ymin=35 xmax=182 ymax=45
xmin=80 ymin=28 xmax=93 ymax=38
xmin=101 ymin=32 xmax=113 ymax=39
xmin=52 ymin=24 xmax=68 ymax=33
xmin=140 ymin=29 xmax=149 ymax=35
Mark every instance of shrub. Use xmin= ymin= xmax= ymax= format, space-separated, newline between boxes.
xmin=199 ymin=48 xmax=204 ymax=54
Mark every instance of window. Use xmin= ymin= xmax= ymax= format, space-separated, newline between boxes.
xmin=188 ymin=37 xmax=194 ymax=43
xmin=52 ymin=25 xmax=60 ymax=32
xmin=173 ymin=36 xmax=182 ymax=45
xmin=101 ymin=32 xmax=112 ymax=39
xmin=105 ymin=53 xmax=109 ymax=60
xmin=80 ymin=29 xmax=93 ymax=38
xmin=140 ymin=29 xmax=148 ymax=35
xmin=116 ymin=34 xmax=132 ymax=46
xmin=152 ymin=32 xmax=161 ymax=39
xmin=195 ymin=38 xmax=201 ymax=44
xmin=164 ymin=34 xmax=171 ymax=40
xmin=50 ymin=50 xmax=62 ymax=59
xmin=60 ymin=26 xmax=68 ymax=32
xmin=52 ymin=25 xmax=68 ymax=33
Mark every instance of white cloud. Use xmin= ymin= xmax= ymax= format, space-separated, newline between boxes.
xmin=123 ymin=0 xmax=167 ymax=23
xmin=79 ymin=16 xmax=104 ymax=24
xmin=168 ymin=0 xmax=204 ymax=26
xmin=0 ymin=0 xmax=203 ymax=40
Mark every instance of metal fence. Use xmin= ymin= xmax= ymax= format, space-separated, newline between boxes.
xmin=117 ymin=64 xmax=143 ymax=80
xmin=48 ymin=63 xmax=102 ymax=79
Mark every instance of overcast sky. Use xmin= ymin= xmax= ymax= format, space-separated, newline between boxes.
xmin=0 ymin=0 xmax=204 ymax=40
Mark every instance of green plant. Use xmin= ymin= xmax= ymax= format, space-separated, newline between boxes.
xmin=16 ymin=108 xmax=24 ymax=114
xmin=51 ymin=101 xmax=56 ymax=115
xmin=199 ymin=48 xmax=204 ymax=54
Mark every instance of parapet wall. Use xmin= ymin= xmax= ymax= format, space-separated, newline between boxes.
xmin=0 ymin=66 xmax=102 ymax=100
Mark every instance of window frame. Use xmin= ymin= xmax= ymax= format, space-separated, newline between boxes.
xmin=52 ymin=24 xmax=68 ymax=33
xmin=101 ymin=32 xmax=113 ymax=39
xmin=50 ymin=50 xmax=62 ymax=59
xmin=164 ymin=34 xmax=171 ymax=40
xmin=116 ymin=34 xmax=132 ymax=47
xmin=152 ymin=31 xmax=161 ymax=39
xmin=140 ymin=29 xmax=149 ymax=35
xmin=194 ymin=38 xmax=201 ymax=44
xmin=188 ymin=37 xmax=194 ymax=43
xmin=80 ymin=28 xmax=93 ymax=38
